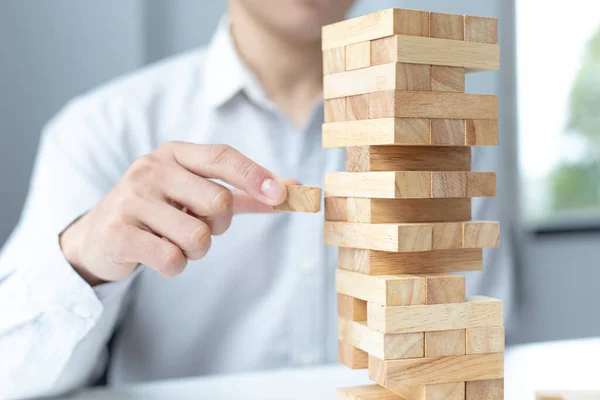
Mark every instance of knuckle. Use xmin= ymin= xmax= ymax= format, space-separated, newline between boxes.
xmin=127 ymin=155 xmax=161 ymax=182
xmin=187 ymin=223 xmax=211 ymax=252
xmin=207 ymin=144 xmax=234 ymax=166
xmin=211 ymin=188 xmax=233 ymax=214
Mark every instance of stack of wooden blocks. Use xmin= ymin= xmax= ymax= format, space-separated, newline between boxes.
xmin=322 ymin=8 xmax=504 ymax=400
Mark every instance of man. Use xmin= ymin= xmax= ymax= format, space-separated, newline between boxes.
xmin=0 ymin=0 xmax=513 ymax=398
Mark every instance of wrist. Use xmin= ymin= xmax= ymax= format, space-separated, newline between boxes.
xmin=60 ymin=215 xmax=105 ymax=286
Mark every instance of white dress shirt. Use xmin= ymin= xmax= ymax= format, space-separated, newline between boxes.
xmin=0 ymin=18 xmax=514 ymax=399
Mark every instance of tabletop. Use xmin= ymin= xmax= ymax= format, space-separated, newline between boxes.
xmin=61 ymin=337 xmax=600 ymax=400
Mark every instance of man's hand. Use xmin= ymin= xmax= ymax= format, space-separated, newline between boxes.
xmin=59 ymin=142 xmax=288 ymax=285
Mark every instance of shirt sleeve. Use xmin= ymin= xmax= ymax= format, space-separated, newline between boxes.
xmin=0 ymin=98 xmax=139 ymax=399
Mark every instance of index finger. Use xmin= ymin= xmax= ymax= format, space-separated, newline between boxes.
xmin=165 ymin=142 xmax=287 ymax=206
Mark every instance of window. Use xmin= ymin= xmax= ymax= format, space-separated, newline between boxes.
xmin=517 ymin=1 xmax=600 ymax=226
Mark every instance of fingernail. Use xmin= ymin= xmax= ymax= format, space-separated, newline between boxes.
xmin=261 ymin=178 xmax=285 ymax=201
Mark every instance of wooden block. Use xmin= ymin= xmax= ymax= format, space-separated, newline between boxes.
xmin=325 ymin=198 xmax=472 ymax=224
xmin=367 ymin=296 xmax=503 ymax=334
xmin=325 ymin=172 xmax=494 ymax=199
xmin=323 ymin=118 xmax=430 ymax=148
xmin=346 ymin=95 xmax=370 ymax=121
xmin=339 ymin=319 xmax=424 ymax=360
xmin=369 ymin=35 xmax=499 ymax=71
xmin=337 ymin=385 xmax=404 ymax=400
xmin=425 ymin=383 xmax=466 ymax=400
xmin=431 ymin=66 xmax=465 ymax=92
xmin=425 ymin=330 xmax=466 ymax=357
xmin=430 ymin=119 xmax=466 ymax=145
xmin=464 ymin=221 xmax=500 ymax=248
xmin=346 ymin=42 xmax=371 ymax=71
xmin=338 ymin=293 xmax=367 ymax=321
xmin=466 ymin=172 xmax=496 ymax=197
xmin=322 ymin=8 xmax=429 ymax=50
xmin=466 ymin=379 xmax=504 ymax=399
xmin=325 ymin=221 xmax=433 ymax=252
xmin=346 ymin=146 xmax=471 ymax=172
xmin=370 ymin=353 xmax=504 ymax=387
xmin=324 ymin=47 xmax=346 ymax=75
xmin=430 ymin=12 xmax=464 ymax=40
xmin=432 ymin=172 xmax=467 ymax=198
xmin=324 ymin=63 xmax=430 ymax=99
xmin=464 ymin=16 xmax=498 ymax=44
xmin=466 ymin=120 xmax=499 ymax=145
xmin=273 ymin=185 xmax=321 ymax=213
xmin=466 ymin=327 xmax=505 ymax=354
xmin=370 ymin=91 xmax=498 ymax=120
xmin=339 ymin=340 xmax=368 ymax=369
xmin=339 ymin=248 xmax=483 ymax=275
xmin=432 ymin=222 xmax=463 ymax=250
xmin=424 ymin=273 xmax=466 ymax=304
xmin=324 ymin=98 xmax=347 ymax=123
xmin=336 ymin=268 xmax=426 ymax=306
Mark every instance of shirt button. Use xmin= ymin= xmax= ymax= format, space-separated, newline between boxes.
xmin=299 ymin=351 xmax=320 ymax=366
xmin=71 ymin=304 xmax=92 ymax=320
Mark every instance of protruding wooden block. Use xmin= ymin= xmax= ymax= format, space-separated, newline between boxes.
xmin=346 ymin=42 xmax=371 ymax=71
xmin=273 ymin=185 xmax=321 ymax=213
xmin=367 ymin=296 xmax=503 ymax=334
xmin=430 ymin=119 xmax=466 ymax=145
xmin=426 ymin=382 xmax=466 ymax=400
xmin=324 ymin=98 xmax=347 ymax=123
xmin=324 ymin=47 xmax=346 ymax=75
xmin=466 ymin=120 xmax=499 ymax=145
xmin=464 ymin=16 xmax=498 ymax=44
xmin=466 ymin=379 xmax=504 ymax=399
xmin=325 ymin=198 xmax=472 ymax=224
xmin=466 ymin=327 xmax=505 ymax=354
xmin=339 ymin=340 xmax=368 ymax=369
xmin=322 ymin=8 xmax=430 ymax=50
xmin=466 ymin=172 xmax=496 ymax=197
xmin=425 ymin=329 xmax=466 ymax=357
xmin=346 ymin=95 xmax=370 ymax=121
xmin=325 ymin=171 xmax=494 ymax=199
xmin=323 ymin=119 xmax=430 ymax=148
xmin=370 ymin=91 xmax=498 ymax=120
xmin=336 ymin=268 xmax=426 ymax=306
xmin=346 ymin=146 xmax=471 ymax=172
xmin=339 ymin=248 xmax=484 ymax=275
xmin=339 ymin=319 xmax=425 ymax=360
xmin=337 ymin=385 xmax=404 ymax=400
xmin=424 ymin=273 xmax=466 ymax=304
xmin=324 ymin=63 xmax=431 ymax=99
xmin=338 ymin=293 xmax=367 ymax=321
xmin=431 ymin=66 xmax=465 ymax=93
xmin=464 ymin=221 xmax=500 ymax=248
xmin=432 ymin=222 xmax=463 ymax=250
xmin=369 ymin=353 xmax=504 ymax=387
xmin=430 ymin=12 xmax=464 ymax=40
xmin=368 ymin=35 xmax=499 ymax=71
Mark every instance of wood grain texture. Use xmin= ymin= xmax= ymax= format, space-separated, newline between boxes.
xmin=338 ymin=248 xmax=484 ymax=275
xmin=325 ymin=198 xmax=472 ymax=224
xmin=466 ymin=327 xmax=505 ymax=354
xmin=430 ymin=12 xmax=464 ymax=40
xmin=324 ymin=98 xmax=347 ymax=123
xmin=339 ymin=319 xmax=424 ymax=360
xmin=368 ymin=35 xmax=499 ymax=71
xmin=337 ymin=385 xmax=404 ymax=400
xmin=367 ymin=296 xmax=503 ymax=334
xmin=464 ymin=221 xmax=500 ymax=248
xmin=346 ymin=94 xmax=370 ymax=121
xmin=369 ymin=353 xmax=504 ymax=387
xmin=430 ymin=119 xmax=466 ymax=145
xmin=425 ymin=382 xmax=466 ymax=400
xmin=273 ymin=185 xmax=321 ymax=213
xmin=339 ymin=340 xmax=368 ymax=369
xmin=323 ymin=47 xmax=346 ymax=75
xmin=431 ymin=66 xmax=465 ymax=93
xmin=322 ymin=8 xmax=429 ymax=50
xmin=370 ymin=91 xmax=498 ymax=120
xmin=338 ymin=293 xmax=367 ymax=321
xmin=345 ymin=146 xmax=471 ymax=172
xmin=464 ymin=16 xmax=498 ymax=44
xmin=466 ymin=379 xmax=504 ymax=399
xmin=466 ymin=120 xmax=499 ymax=145
xmin=323 ymin=119 xmax=430 ymax=148
xmin=324 ymin=63 xmax=430 ymax=99
xmin=345 ymin=41 xmax=371 ymax=71
xmin=424 ymin=273 xmax=466 ymax=304
xmin=325 ymin=171 xmax=495 ymax=199
xmin=336 ymin=268 xmax=426 ymax=306
xmin=432 ymin=222 xmax=463 ymax=250
xmin=425 ymin=329 xmax=466 ymax=357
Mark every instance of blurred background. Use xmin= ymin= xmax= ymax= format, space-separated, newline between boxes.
xmin=0 ymin=0 xmax=599 ymax=346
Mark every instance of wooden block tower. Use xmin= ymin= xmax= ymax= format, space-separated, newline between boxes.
xmin=322 ymin=8 xmax=504 ymax=400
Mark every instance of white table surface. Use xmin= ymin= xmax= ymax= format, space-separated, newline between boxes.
xmin=61 ymin=338 xmax=600 ymax=400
